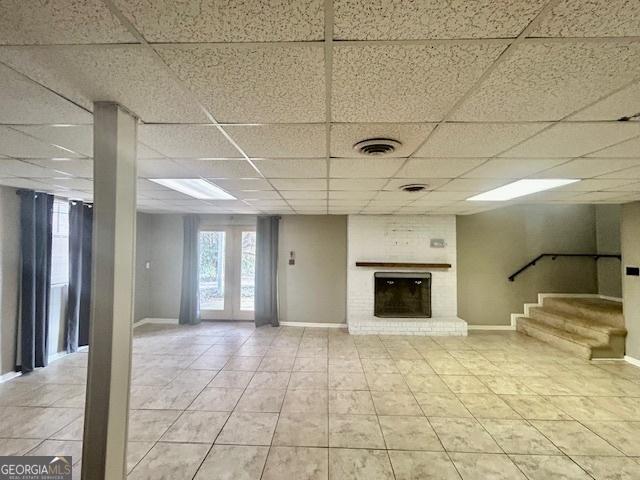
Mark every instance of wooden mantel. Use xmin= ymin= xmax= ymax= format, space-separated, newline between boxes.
xmin=355 ymin=261 xmax=451 ymax=269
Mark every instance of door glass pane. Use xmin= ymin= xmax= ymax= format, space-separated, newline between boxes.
xmin=199 ymin=231 xmax=226 ymax=310
xmin=241 ymin=231 xmax=256 ymax=311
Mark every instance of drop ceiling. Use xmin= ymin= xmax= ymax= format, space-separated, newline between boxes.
xmin=0 ymin=0 xmax=639 ymax=215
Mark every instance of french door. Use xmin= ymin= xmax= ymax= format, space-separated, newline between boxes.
xmin=198 ymin=226 xmax=256 ymax=321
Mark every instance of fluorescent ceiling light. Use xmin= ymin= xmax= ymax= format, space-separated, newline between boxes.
xmin=150 ymin=178 xmax=236 ymax=200
xmin=466 ymin=179 xmax=579 ymax=202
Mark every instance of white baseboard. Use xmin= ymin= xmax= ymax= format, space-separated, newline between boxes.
xmin=48 ymin=351 xmax=68 ymax=363
xmin=134 ymin=318 xmax=179 ymax=327
xmin=468 ymin=324 xmax=516 ymax=331
xmin=0 ymin=371 xmax=21 ymax=383
xmin=279 ymin=321 xmax=347 ymax=329
xmin=625 ymin=355 xmax=640 ymax=367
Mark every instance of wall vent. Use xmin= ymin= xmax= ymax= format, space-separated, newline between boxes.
xmin=399 ymin=183 xmax=428 ymax=193
xmin=353 ymin=138 xmax=401 ymax=156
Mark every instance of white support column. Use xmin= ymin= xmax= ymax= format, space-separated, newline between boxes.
xmin=82 ymin=102 xmax=137 ymax=480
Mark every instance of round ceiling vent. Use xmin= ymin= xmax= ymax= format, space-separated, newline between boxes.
xmin=353 ymin=138 xmax=402 ymax=156
xmin=399 ymin=183 xmax=429 ymax=193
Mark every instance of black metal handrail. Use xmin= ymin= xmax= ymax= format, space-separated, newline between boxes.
xmin=508 ymin=253 xmax=622 ymax=282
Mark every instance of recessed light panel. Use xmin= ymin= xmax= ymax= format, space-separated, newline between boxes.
xmin=466 ymin=179 xmax=579 ymax=201
xmin=150 ymin=178 xmax=236 ymax=200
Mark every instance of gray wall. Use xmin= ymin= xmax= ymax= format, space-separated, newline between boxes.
xmin=0 ymin=186 xmax=19 ymax=375
xmin=278 ymin=215 xmax=347 ymax=324
xmin=134 ymin=212 xmax=153 ymax=322
xmin=621 ymin=202 xmax=640 ymax=358
xmin=595 ymin=204 xmax=622 ymax=298
xmin=457 ymin=204 xmax=599 ymax=326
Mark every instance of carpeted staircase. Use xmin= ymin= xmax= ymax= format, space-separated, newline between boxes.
xmin=516 ymin=296 xmax=626 ymax=359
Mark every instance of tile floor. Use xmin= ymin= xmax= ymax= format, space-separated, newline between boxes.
xmin=2 ymin=322 xmax=640 ymax=479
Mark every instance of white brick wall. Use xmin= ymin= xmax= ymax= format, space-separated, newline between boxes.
xmin=347 ymin=215 xmax=465 ymax=335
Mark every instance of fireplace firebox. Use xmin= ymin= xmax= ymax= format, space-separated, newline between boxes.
xmin=374 ymin=272 xmax=432 ymax=318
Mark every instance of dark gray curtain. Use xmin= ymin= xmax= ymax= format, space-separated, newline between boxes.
xmin=66 ymin=201 xmax=93 ymax=353
xmin=179 ymin=214 xmax=200 ymax=325
xmin=255 ymin=216 xmax=280 ymax=327
xmin=17 ymin=190 xmax=53 ymax=373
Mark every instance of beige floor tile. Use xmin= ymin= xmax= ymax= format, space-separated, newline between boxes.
xmin=216 ymin=412 xmax=278 ymax=446
xmin=329 ymin=390 xmax=375 ymax=415
xmin=289 ymin=372 xmax=328 ymax=389
xmin=160 ymin=411 xmax=229 ymax=443
xmin=510 ymin=454 xmax=591 ymax=480
xmin=126 ymin=442 xmax=154 ymax=473
xmin=128 ymin=409 xmax=181 ymax=442
xmin=248 ymin=371 xmax=291 ymax=389
xmin=188 ymin=387 xmax=243 ymax=411
xmin=548 ymin=396 xmax=622 ymax=421
xmin=27 ymin=440 xmax=82 ymax=464
xmin=404 ymin=374 xmax=451 ymax=394
xmin=361 ymin=359 xmax=399 ymax=374
xmin=500 ymin=395 xmax=572 ymax=420
xmin=223 ymin=356 xmax=262 ymax=371
xmin=282 ymin=389 xmax=328 ymax=414
xmin=128 ymin=442 xmax=210 ymax=480
xmin=371 ymin=391 xmax=422 ymax=416
xmin=378 ymin=415 xmax=443 ymax=451
xmin=429 ymin=418 xmax=502 ymax=453
xmin=457 ymin=394 xmax=521 ymax=419
xmin=414 ymin=393 xmax=472 ymax=418
xmin=479 ymin=419 xmax=561 ymax=455
xmin=328 ymin=371 xmax=368 ymax=390
xmin=388 ymin=450 xmax=461 ymax=480
xmin=571 ymin=455 xmax=640 ymax=480
xmin=328 ymin=359 xmax=363 ymax=373
xmin=329 ymin=448 xmax=394 ymax=480
xmin=329 ymin=414 xmax=385 ymax=449
xmin=195 ymin=445 xmax=268 ymax=479
xmin=209 ymin=370 xmax=254 ymax=389
xmin=365 ymin=373 xmax=409 ymax=392
xmin=530 ymin=420 xmax=622 ymax=456
xmin=0 ymin=406 xmax=82 ymax=439
xmin=189 ymin=354 xmax=229 ymax=370
xmin=235 ymin=388 xmax=286 ymax=413
xmin=258 ymin=355 xmax=296 ymax=372
xmin=294 ymin=357 xmax=328 ymax=372
xmin=273 ymin=412 xmax=328 ymax=447
xmin=582 ymin=421 xmax=640 ymax=456
xmin=441 ymin=375 xmax=491 ymax=394
xmin=0 ymin=438 xmax=42 ymax=456
xmin=450 ymin=452 xmax=526 ymax=480
xmin=394 ymin=360 xmax=435 ymax=376
xmin=478 ymin=377 xmax=536 ymax=395
xmin=262 ymin=446 xmax=328 ymax=480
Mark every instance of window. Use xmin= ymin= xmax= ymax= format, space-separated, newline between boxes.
xmin=50 ymin=199 xmax=69 ymax=286
xmin=198 ymin=231 xmax=226 ymax=310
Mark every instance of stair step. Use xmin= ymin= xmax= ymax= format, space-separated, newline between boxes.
xmin=528 ymin=307 xmax=625 ymax=344
xmin=516 ymin=317 xmax=610 ymax=360
xmin=542 ymin=297 xmax=624 ymax=328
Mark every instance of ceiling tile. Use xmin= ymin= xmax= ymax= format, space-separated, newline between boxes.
xmin=253 ymin=159 xmax=326 ymax=178
xmin=279 ymin=190 xmax=327 ymax=200
xmin=235 ymin=190 xmax=282 ymax=200
xmin=330 ymin=123 xmax=435 ymax=157
xmin=501 ymin=123 xmax=640 ymax=158
xmin=0 ymin=177 xmax=48 ymax=190
xmin=373 ymin=191 xmax=424 ymax=202
xmin=0 ymin=45 xmax=208 ymax=122
xmin=570 ymin=191 xmax=627 ymax=202
xmin=47 ymin=177 xmax=92 ymax=191
xmin=586 ymin=136 xmax=640 ymax=158
xmin=0 ymin=0 xmax=134 ymax=45
xmin=569 ymin=82 xmax=640 ymax=121
xmin=157 ymin=44 xmax=325 ymax=123
xmin=14 ymin=125 xmax=92 ymax=156
xmin=396 ymin=158 xmax=484 ymax=178
xmin=0 ymin=64 xmax=91 ymax=124
xmin=137 ymin=159 xmax=194 ymax=178
xmin=453 ymin=41 xmax=640 ymax=121
xmin=29 ymin=159 xmax=93 ymax=178
xmin=416 ymin=123 xmax=550 ymax=157
xmin=334 ymin=0 xmax=546 ymax=40
xmin=555 ymin=178 xmax=636 ymax=191
xmin=535 ymin=158 xmax=640 ymax=179
xmin=138 ymin=125 xmax=239 ymax=158
xmin=225 ymin=125 xmax=326 ymax=158
xmin=330 ymin=178 xmax=387 ymax=190
xmin=177 ymin=160 xmax=260 ymax=178
xmin=0 ymin=159 xmax=63 ymax=177
xmin=330 ymin=158 xmax=404 ymax=178
xmin=211 ymin=178 xmax=273 ymax=191
xmin=332 ymin=43 xmax=505 ymax=122
xmin=384 ymin=178 xmax=450 ymax=191
xmin=423 ymin=191 xmax=483 ymax=201
xmin=604 ymin=182 xmax=640 ymax=192
xmin=270 ymin=179 xmax=326 ymax=191
xmin=244 ymin=199 xmax=289 ymax=208
xmin=114 ymin=0 xmax=323 ymax=42
xmin=437 ymin=178 xmax=509 ymax=192
xmin=463 ymin=158 xmax=568 ymax=178
xmin=329 ymin=191 xmax=376 ymax=200
xmin=531 ymin=0 xmax=640 ymax=37
xmin=598 ymin=165 xmax=640 ymax=179
xmin=0 ymin=127 xmax=75 ymax=158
